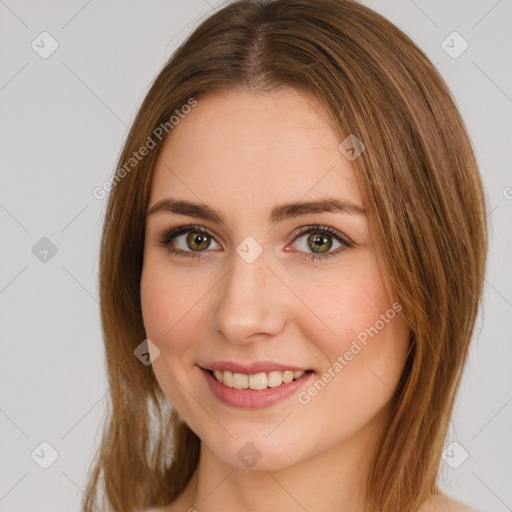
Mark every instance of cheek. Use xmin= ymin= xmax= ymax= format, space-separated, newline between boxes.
xmin=294 ymin=286 xmax=409 ymax=446
xmin=294 ymin=257 xmax=410 ymax=406
xmin=141 ymin=261 xmax=221 ymax=376
xmin=141 ymin=268 xmax=170 ymax=340
xmin=297 ymin=260 xmax=395 ymax=356
xmin=140 ymin=265 xmax=197 ymax=351
xmin=140 ymin=265 xmax=202 ymax=412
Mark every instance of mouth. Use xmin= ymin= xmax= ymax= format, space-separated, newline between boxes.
xmin=199 ymin=364 xmax=314 ymax=409
xmin=206 ymin=368 xmax=313 ymax=390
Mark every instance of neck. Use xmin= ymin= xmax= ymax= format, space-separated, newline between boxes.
xmin=173 ymin=407 xmax=389 ymax=512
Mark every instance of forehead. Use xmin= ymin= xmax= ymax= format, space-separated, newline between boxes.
xmin=149 ymin=87 xmax=362 ymax=214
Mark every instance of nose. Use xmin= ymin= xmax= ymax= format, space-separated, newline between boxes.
xmin=210 ymin=247 xmax=289 ymax=345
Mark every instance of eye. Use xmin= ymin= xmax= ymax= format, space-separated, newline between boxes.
xmin=156 ymin=223 xmax=220 ymax=259
xmin=155 ymin=222 xmax=353 ymax=261
xmin=289 ymin=223 xmax=353 ymax=261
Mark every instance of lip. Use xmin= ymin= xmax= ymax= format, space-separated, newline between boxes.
xmin=201 ymin=360 xmax=311 ymax=374
xmin=199 ymin=366 xmax=314 ymax=409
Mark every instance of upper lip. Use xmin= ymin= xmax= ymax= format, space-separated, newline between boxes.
xmin=200 ymin=361 xmax=312 ymax=374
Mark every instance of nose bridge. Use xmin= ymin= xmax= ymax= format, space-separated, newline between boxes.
xmin=210 ymin=244 xmax=287 ymax=344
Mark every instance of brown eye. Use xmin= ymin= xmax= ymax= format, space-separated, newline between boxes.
xmin=290 ymin=224 xmax=353 ymax=261
xmin=157 ymin=224 xmax=221 ymax=258
xmin=185 ymin=232 xmax=211 ymax=251
xmin=307 ymin=233 xmax=333 ymax=253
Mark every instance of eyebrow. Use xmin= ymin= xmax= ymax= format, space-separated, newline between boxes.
xmin=146 ymin=197 xmax=366 ymax=224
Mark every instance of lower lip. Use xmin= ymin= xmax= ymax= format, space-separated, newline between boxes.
xmin=200 ymin=367 xmax=314 ymax=409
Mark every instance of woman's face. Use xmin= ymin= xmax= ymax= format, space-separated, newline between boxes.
xmin=141 ymin=87 xmax=411 ymax=470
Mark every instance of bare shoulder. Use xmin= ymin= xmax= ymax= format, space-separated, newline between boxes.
xmin=137 ymin=501 xmax=186 ymax=512
xmin=137 ymin=508 xmax=170 ymax=512
xmin=141 ymin=494 xmax=482 ymax=512
xmin=137 ymin=507 xmax=176 ymax=512
xmin=419 ymin=494 xmax=482 ymax=512
xmin=136 ymin=505 xmax=173 ymax=512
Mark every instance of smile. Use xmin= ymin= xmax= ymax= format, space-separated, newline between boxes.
xmin=200 ymin=366 xmax=314 ymax=408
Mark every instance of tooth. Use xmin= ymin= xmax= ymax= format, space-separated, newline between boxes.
xmin=249 ymin=372 xmax=267 ymax=390
xmin=233 ymin=372 xmax=249 ymax=389
xmin=282 ymin=370 xmax=294 ymax=384
xmin=267 ymin=371 xmax=283 ymax=387
xmin=213 ymin=368 xmax=308 ymax=388
xmin=223 ymin=371 xmax=234 ymax=387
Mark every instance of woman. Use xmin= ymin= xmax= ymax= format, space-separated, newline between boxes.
xmin=82 ymin=1 xmax=488 ymax=511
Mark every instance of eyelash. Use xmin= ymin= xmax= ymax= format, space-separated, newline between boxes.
xmin=155 ymin=222 xmax=353 ymax=261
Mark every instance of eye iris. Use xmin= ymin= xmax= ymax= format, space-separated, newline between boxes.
xmin=187 ymin=232 xmax=210 ymax=251
xmin=308 ymin=233 xmax=332 ymax=253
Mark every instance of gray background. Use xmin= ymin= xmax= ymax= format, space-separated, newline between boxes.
xmin=1 ymin=1 xmax=511 ymax=511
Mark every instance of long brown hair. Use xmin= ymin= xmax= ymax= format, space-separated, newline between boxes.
xmin=82 ymin=1 xmax=488 ymax=511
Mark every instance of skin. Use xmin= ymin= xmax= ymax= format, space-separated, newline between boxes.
xmin=140 ymin=87 xmax=473 ymax=512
